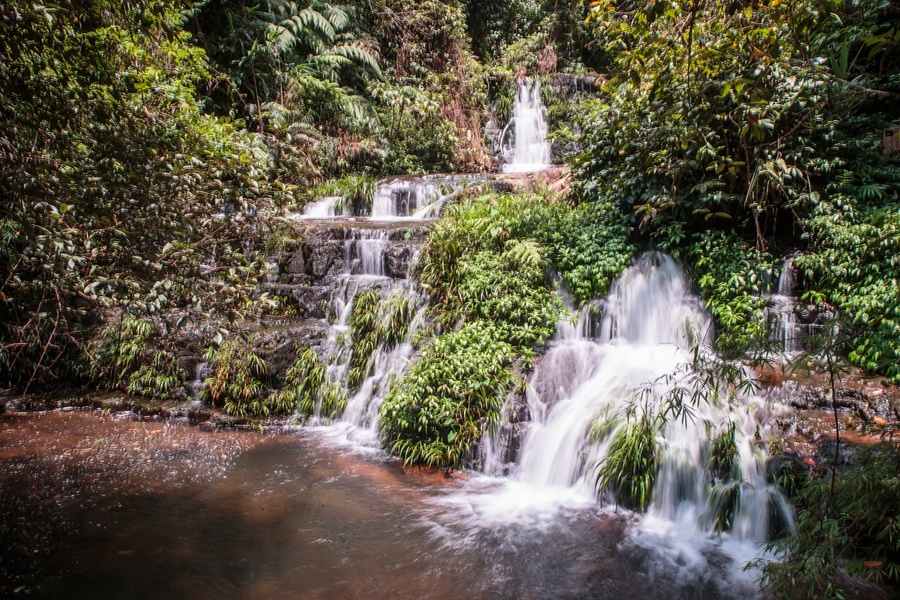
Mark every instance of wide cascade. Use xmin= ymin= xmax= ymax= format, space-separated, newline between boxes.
xmin=501 ymin=78 xmax=552 ymax=173
xmin=512 ymin=253 xmax=790 ymax=542
xmin=284 ymin=175 xmax=477 ymax=437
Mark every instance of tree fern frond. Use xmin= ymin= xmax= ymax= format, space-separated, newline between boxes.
xmin=503 ymin=239 xmax=543 ymax=270
xmin=331 ymin=42 xmax=382 ymax=78
xmin=291 ymin=7 xmax=336 ymax=43
xmin=320 ymin=3 xmax=350 ymax=31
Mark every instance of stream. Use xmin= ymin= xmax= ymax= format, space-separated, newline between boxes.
xmin=0 ymin=411 xmax=760 ymax=599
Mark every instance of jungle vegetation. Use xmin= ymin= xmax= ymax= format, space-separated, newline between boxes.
xmin=2 ymin=0 xmax=899 ymax=597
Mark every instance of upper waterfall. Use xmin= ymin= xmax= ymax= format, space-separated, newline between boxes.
xmin=501 ymin=78 xmax=552 ymax=173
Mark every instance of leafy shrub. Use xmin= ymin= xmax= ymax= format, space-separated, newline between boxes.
xmin=416 ymin=193 xmax=581 ymax=343
xmin=264 ymin=347 xmax=347 ymax=419
xmin=542 ymin=201 xmax=635 ymax=305
xmin=379 ymin=322 xmax=516 ymax=469
xmin=796 ymin=205 xmax=900 ymax=382
xmin=201 ymin=339 xmax=269 ymax=417
xmin=88 ymin=317 xmax=182 ymax=400
xmin=345 ymin=288 xmax=417 ymax=391
xmin=126 ymin=350 xmax=180 ymax=400
xmin=687 ymin=230 xmax=776 ymax=357
xmin=456 ymin=247 xmax=562 ymax=345
xmin=347 ymin=289 xmax=382 ymax=391
xmin=595 ymin=415 xmax=659 ymax=512
xmin=756 ymin=443 xmax=900 ymax=599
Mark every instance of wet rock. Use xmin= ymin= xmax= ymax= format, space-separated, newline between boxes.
xmin=205 ymin=413 xmax=252 ymax=431
xmin=284 ymin=249 xmax=306 ymax=275
xmin=554 ymin=73 xmax=601 ymax=97
xmin=248 ymin=318 xmax=330 ymax=381
xmin=309 ymin=241 xmax=342 ymax=279
xmin=385 ymin=245 xmax=414 ymax=278
xmin=787 ymin=383 xmax=897 ymax=426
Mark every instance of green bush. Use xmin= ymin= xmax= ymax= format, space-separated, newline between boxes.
xmin=201 ymin=339 xmax=269 ymax=417
xmin=346 ymin=288 xmax=416 ymax=391
xmin=265 ymin=347 xmax=347 ymax=419
xmin=595 ymin=415 xmax=659 ymax=512
xmin=796 ymin=204 xmax=900 ymax=382
xmin=88 ymin=317 xmax=182 ymax=400
xmin=687 ymin=230 xmax=776 ymax=357
xmin=542 ymin=201 xmax=635 ymax=305
xmin=347 ymin=289 xmax=382 ymax=391
xmin=379 ymin=322 xmax=516 ymax=469
xmin=415 ymin=192 xmax=602 ymax=342
xmin=756 ymin=443 xmax=900 ymax=599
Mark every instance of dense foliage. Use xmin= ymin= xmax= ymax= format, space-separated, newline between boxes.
xmin=379 ymin=322 xmax=516 ymax=468
xmin=688 ymin=231 xmax=776 ymax=356
xmin=0 ymin=0 xmax=285 ymax=390
xmin=265 ymin=346 xmax=348 ymax=419
xmin=201 ymin=339 xmax=269 ymax=416
xmin=575 ymin=0 xmax=899 ymax=375
xmin=757 ymin=443 xmax=900 ymax=599
xmin=89 ymin=317 xmax=182 ymax=399
xmin=382 ymin=190 xmax=635 ymax=468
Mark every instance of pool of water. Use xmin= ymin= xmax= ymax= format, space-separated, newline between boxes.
xmin=0 ymin=411 xmax=760 ymax=599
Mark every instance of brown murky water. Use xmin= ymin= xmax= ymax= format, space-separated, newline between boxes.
xmin=1 ymin=410 xmax=758 ymax=599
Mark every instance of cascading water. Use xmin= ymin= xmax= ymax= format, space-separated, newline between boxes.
xmin=351 ymin=229 xmax=389 ymax=277
xmin=766 ymin=257 xmax=811 ymax=355
xmin=281 ymin=169 xmax=792 ymax=596
xmin=301 ymin=195 xmax=342 ymax=218
xmin=296 ymin=174 xmax=474 ymax=221
xmin=438 ymin=253 xmax=791 ymax=600
xmin=501 ymin=78 xmax=552 ymax=173
xmin=512 ymin=254 xmax=789 ymax=541
xmin=286 ymin=177 xmax=457 ymax=440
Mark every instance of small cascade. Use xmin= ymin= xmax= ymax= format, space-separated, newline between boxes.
xmin=350 ymin=229 xmax=389 ymax=277
xmin=277 ymin=172 xmax=483 ymax=434
xmin=370 ymin=177 xmax=457 ymax=219
xmin=511 ymin=253 xmax=789 ymax=543
xmin=302 ymin=195 xmax=342 ymax=218
xmin=501 ymin=78 xmax=552 ymax=173
xmin=341 ymin=299 xmax=426 ymax=430
xmin=766 ymin=257 xmax=807 ymax=355
xmin=281 ymin=177 xmax=445 ymax=434
xmin=296 ymin=174 xmax=477 ymax=221
xmin=190 ymin=361 xmax=210 ymax=402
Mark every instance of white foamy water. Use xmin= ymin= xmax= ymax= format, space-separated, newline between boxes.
xmin=501 ymin=78 xmax=552 ymax=173
xmin=429 ymin=254 xmax=790 ymax=597
xmin=294 ymin=174 xmax=477 ymax=222
xmin=766 ymin=256 xmax=816 ymax=356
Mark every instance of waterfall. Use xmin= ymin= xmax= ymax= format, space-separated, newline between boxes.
xmin=352 ymin=229 xmax=389 ymax=277
xmin=301 ymin=195 xmax=342 ymax=218
xmin=511 ymin=254 xmax=790 ymax=542
xmin=766 ymin=257 xmax=807 ymax=355
xmin=296 ymin=174 xmax=475 ymax=221
xmin=501 ymin=78 xmax=552 ymax=173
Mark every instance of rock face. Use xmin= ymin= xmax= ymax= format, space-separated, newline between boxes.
xmin=267 ymin=220 xmax=429 ymax=319
xmin=788 ymin=381 xmax=900 ymax=427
